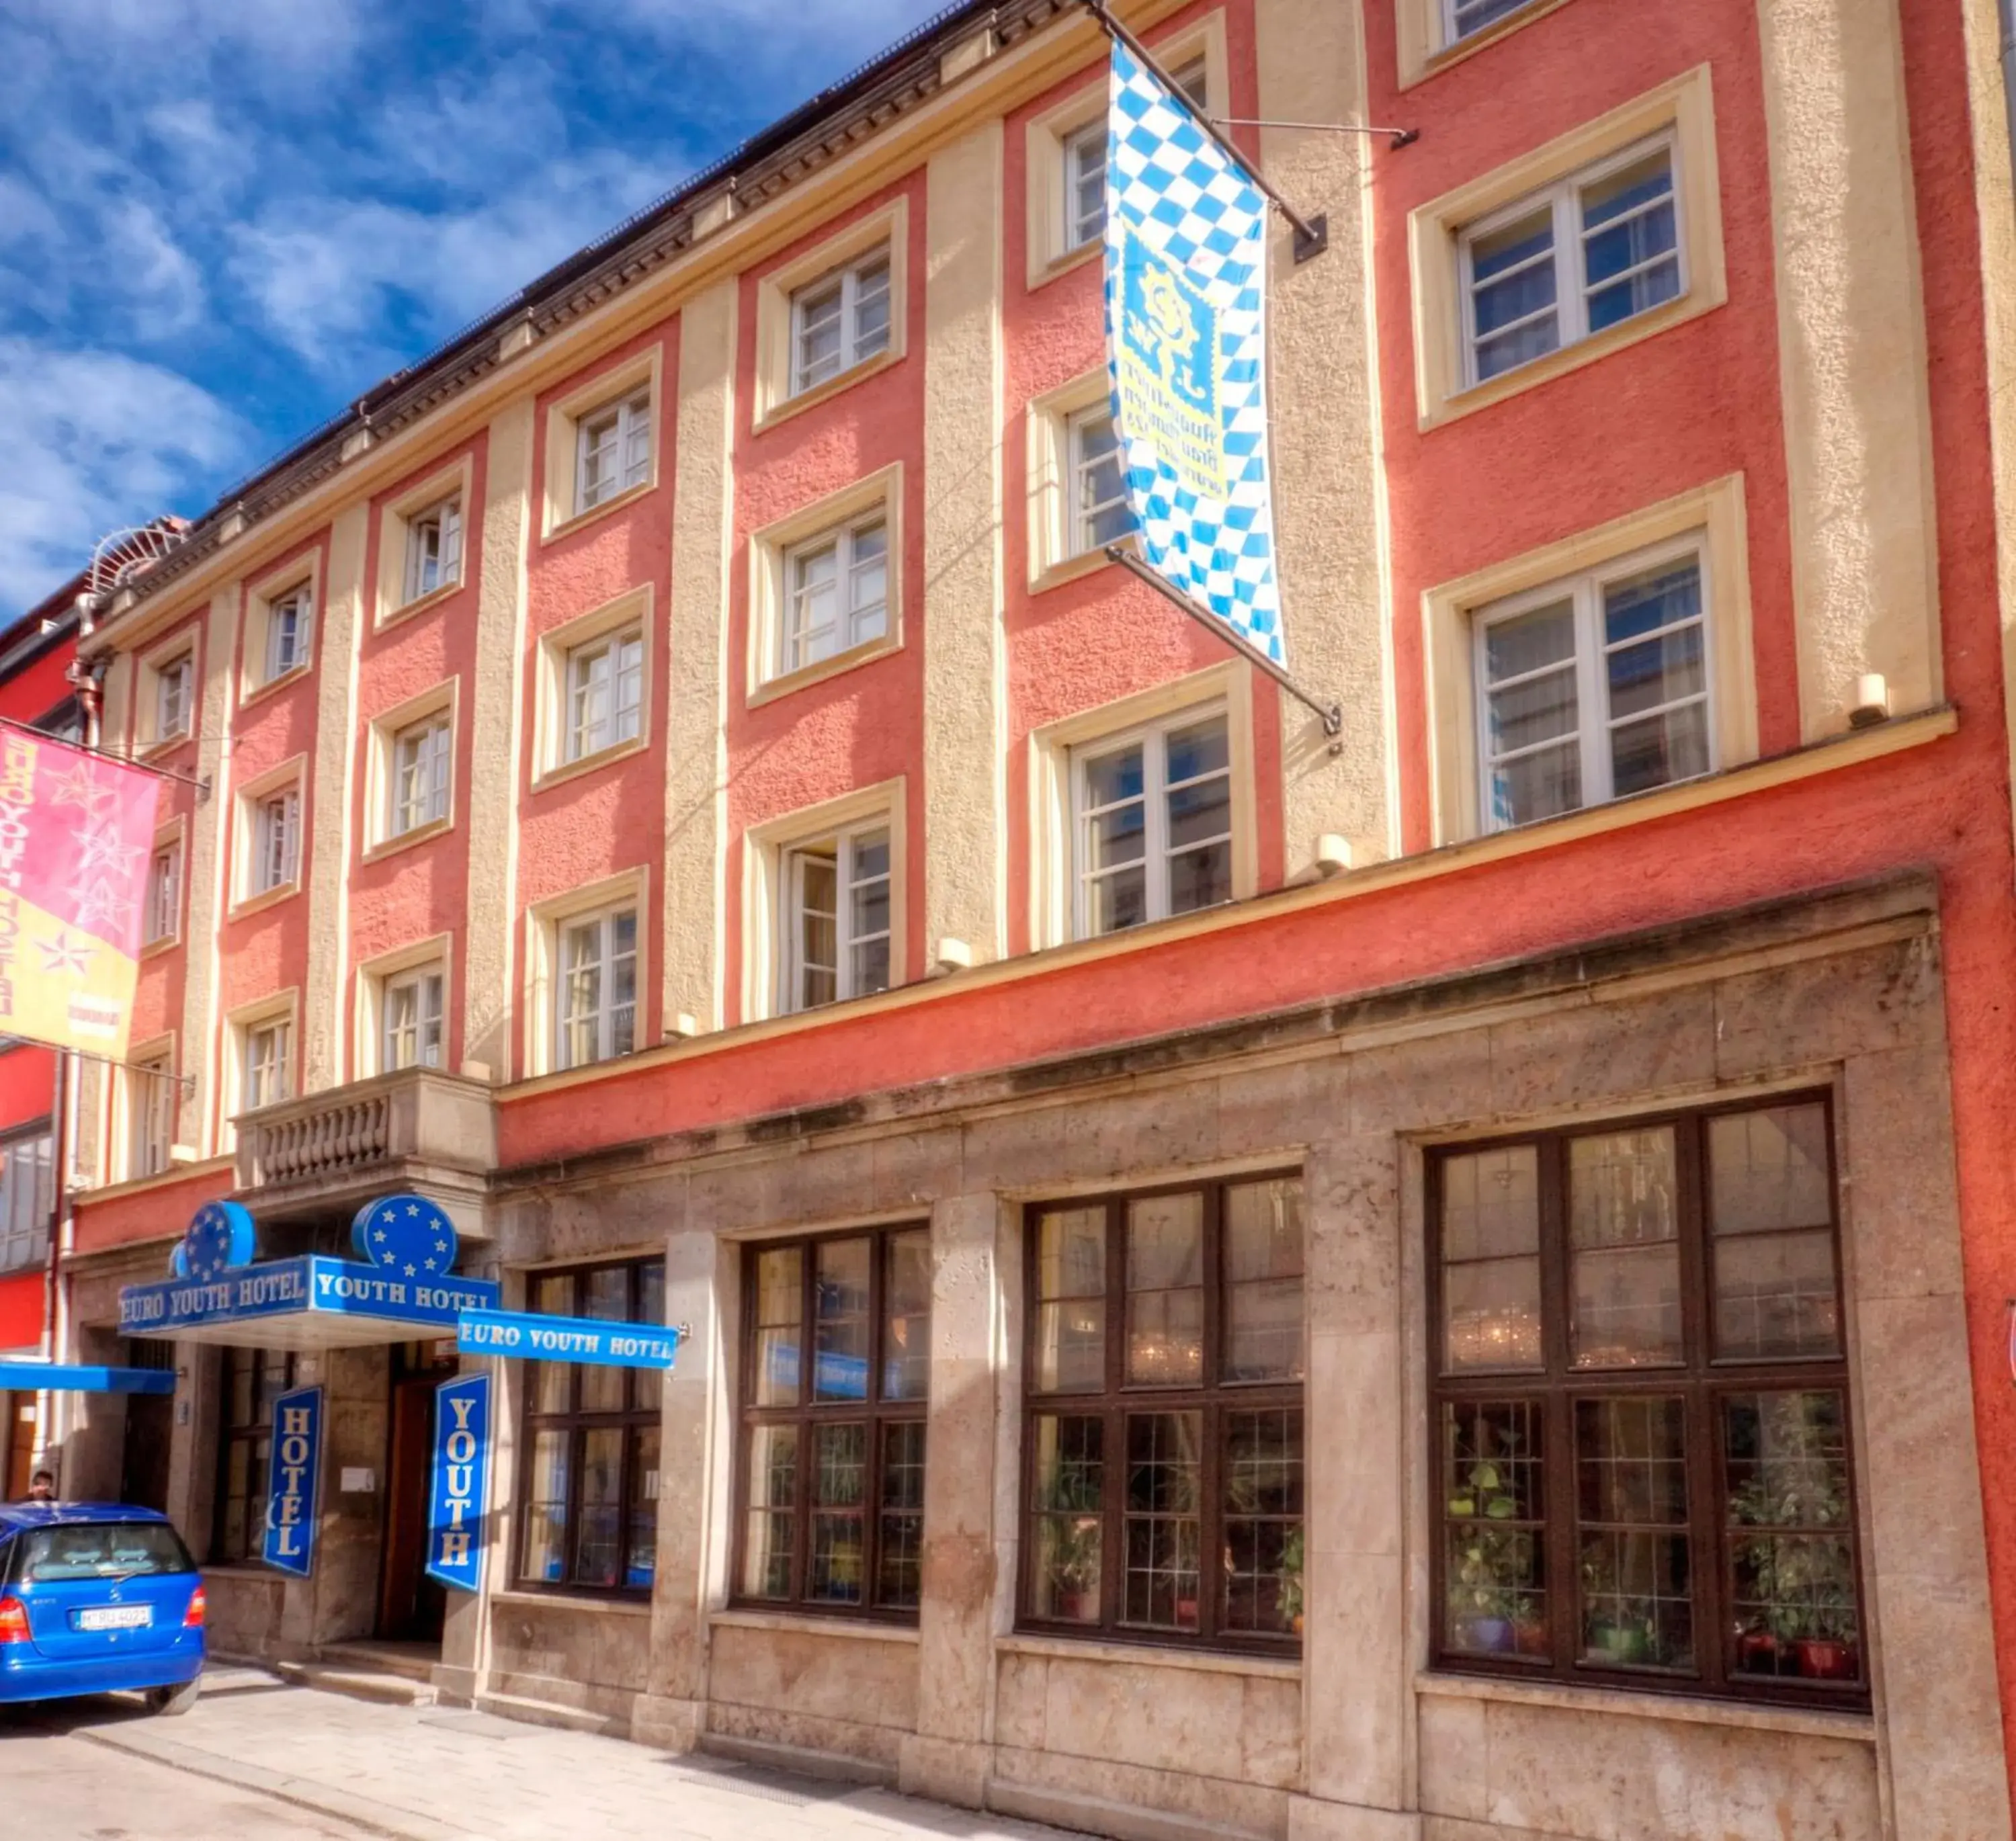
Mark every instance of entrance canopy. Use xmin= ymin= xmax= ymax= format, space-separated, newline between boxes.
xmin=0 ymin=1361 xmax=175 ymax=1395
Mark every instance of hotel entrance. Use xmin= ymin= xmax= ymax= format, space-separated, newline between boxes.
xmin=379 ymin=1340 xmax=458 ymax=1643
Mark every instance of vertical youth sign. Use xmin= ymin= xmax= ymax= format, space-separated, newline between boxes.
xmin=263 ymin=1385 xmax=323 ymax=1577
xmin=1103 ymin=40 xmax=1284 ymax=667
xmin=427 ymin=1372 xmax=490 ymax=1592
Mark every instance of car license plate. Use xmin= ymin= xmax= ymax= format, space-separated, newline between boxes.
xmin=75 ymin=1605 xmax=152 ymax=1631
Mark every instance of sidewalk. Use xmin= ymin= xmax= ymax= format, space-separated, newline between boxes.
xmin=71 ymin=1668 xmax=1077 ymax=1841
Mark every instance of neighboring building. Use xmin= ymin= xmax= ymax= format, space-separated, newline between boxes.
xmin=34 ymin=2 xmax=2016 ymax=1839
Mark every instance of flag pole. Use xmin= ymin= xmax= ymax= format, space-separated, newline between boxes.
xmin=0 ymin=712 xmax=210 ymax=796
xmin=1081 ymin=0 xmax=1335 ymax=260
xmin=1105 ymin=546 xmax=1342 ymax=746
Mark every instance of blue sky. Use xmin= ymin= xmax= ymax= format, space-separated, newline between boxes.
xmin=0 ymin=0 xmax=950 ymax=622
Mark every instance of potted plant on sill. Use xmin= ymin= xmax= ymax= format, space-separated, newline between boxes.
xmin=1276 ymin=1527 xmax=1306 ymax=1637
xmin=1447 ymin=1459 xmax=1529 ymax=1656
xmin=1045 ymin=1518 xmax=1102 ymax=1623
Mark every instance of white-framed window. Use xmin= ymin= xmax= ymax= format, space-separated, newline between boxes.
xmin=0 ymin=1129 xmax=52 ymax=1272
xmin=144 ymin=841 xmax=181 ymax=945
xmin=564 ymin=626 xmax=644 ymax=762
xmin=126 ymin=1056 xmax=175 ymax=1181
xmin=576 ymin=388 xmax=652 ymax=513
xmin=243 ymin=1018 xmax=291 ymax=1112
xmin=252 ymin=788 xmax=301 ymax=895
xmin=1461 ymin=133 xmax=1682 ymax=386
xmin=780 ymin=822 xmax=892 ymax=1014
xmin=388 ymin=713 xmax=452 ymax=837
xmin=1441 ymin=0 xmax=1534 ymax=46
xmin=1067 ymin=404 xmax=1130 ymax=558
xmin=780 ymin=517 xmax=888 ymax=679
xmin=263 ymin=582 xmax=313 ymax=681
xmin=1062 ymin=59 xmax=1206 ymax=255
xmin=1072 ymin=707 xmax=1233 ymax=938
xmin=556 ymin=906 xmax=638 ymax=1070
xmin=1475 ymin=538 xmax=1712 ymax=830
xmin=789 ymin=247 xmax=892 ymax=396
xmin=404 ymin=497 xmax=463 ymax=603
xmin=154 ymin=654 xmax=194 ymax=742
xmin=382 ymin=966 xmax=446 ymax=1072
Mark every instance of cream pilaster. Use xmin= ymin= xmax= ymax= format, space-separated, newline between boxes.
xmin=185 ymin=585 xmax=240 ymax=1154
xmin=465 ymin=399 xmax=535 ymax=1077
xmin=1255 ymin=0 xmax=1396 ymax=875
xmin=1757 ymin=0 xmax=1941 ymax=736
xmin=920 ymin=120 xmax=1007 ymax=966
xmin=301 ymin=502 xmax=368 ymax=1091
xmin=663 ymin=282 xmax=737 ymax=1034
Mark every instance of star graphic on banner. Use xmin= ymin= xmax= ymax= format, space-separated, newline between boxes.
xmin=48 ymin=761 xmax=116 ymax=817
xmin=404 ymin=1262 xmax=417 ymax=1277
xmin=374 ymin=1227 xmax=388 ymax=1243
xmin=423 ymin=1255 xmax=440 ymax=1271
xmin=433 ymin=1238 xmax=448 ymax=1254
xmin=73 ymin=824 xmax=142 ymax=881
xmin=34 ymin=931 xmax=93 ymax=978
xmin=68 ymin=877 xmax=133 ymax=933
xmin=405 ymin=1203 xmax=419 ymax=1217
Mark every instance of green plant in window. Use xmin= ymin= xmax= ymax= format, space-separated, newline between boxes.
xmin=1277 ymin=1524 xmax=1305 ymax=1634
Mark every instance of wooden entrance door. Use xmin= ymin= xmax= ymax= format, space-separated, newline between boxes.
xmin=120 ymin=1394 xmax=173 ymax=1510
xmin=378 ymin=1351 xmax=452 ymax=1642
xmin=4 ymin=1394 xmax=36 ymax=1500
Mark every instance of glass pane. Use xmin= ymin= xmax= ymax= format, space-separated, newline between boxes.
xmin=1225 ymin=1179 xmax=1305 ymax=1381
xmin=743 ymin=1424 xmax=796 ymax=1600
xmin=1167 ymin=775 xmax=1230 ymax=850
xmin=1441 ymin=1399 xmax=1547 ymax=1658
xmin=878 ymin=1421 xmax=925 ymax=1609
xmin=1123 ymin=1412 xmax=1200 ymax=1630
xmin=1569 ymin=1128 xmax=1681 ymax=1369
xmin=1441 ymin=1147 xmax=1543 ymax=1371
xmin=808 ymin=1423 xmax=867 ymax=1604
xmin=1581 ymin=151 xmax=1679 ymax=331
xmin=883 ymin=1229 xmax=931 ymax=1402
xmin=626 ymin=1426 xmax=660 ymax=1590
xmin=1165 ymin=718 xmax=1228 ymax=785
xmin=532 ymin=1274 xmax=575 ymax=1416
xmin=1035 ymin=1207 xmax=1105 ymax=1393
xmin=1088 ymin=865 xmax=1148 ymax=935
xmin=1485 ymin=593 xmax=1575 ymax=685
xmin=520 ymin=1428 xmax=569 ymax=1584
xmin=1167 ymin=841 xmax=1231 ymax=915
xmin=1032 ymin=1414 xmax=1103 ymax=1622
xmin=1089 ymin=802 xmax=1146 ymax=871
xmin=813 ymin=1238 xmax=871 ymax=1402
xmin=1126 ymin=1193 xmax=1204 ymax=1385
xmin=579 ymin=1265 xmax=628 ymax=1415
xmin=1083 ymin=744 xmax=1144 ymax=812
xmin=1471 ymin=210 xmax=1556 ymax=333
xmin=1223 ymin=1407 xmax=1304 ymax=1635
xmin=571 ymin=1427 xmax=623 ymax=1588
xmin=1726 ymin=1391 xmax=1860 ymax=1681
xmin=753 ymin=1246 xmax=802 ymax=1407
xmin=1715 ymin=1231 xmax=1840 ymax=1362
xmin=1576 ymin=1397 xmax=1691 ymax=1669
xmin=1488 ymin=659 xmax=1579 ymax=760
xmin=1711 ymin=1105 xmax=1831 ymax=1234
xmin=634 ymin=1259 xmax=666 ymax=1416
xmin=1610 ymin=701 xmax=1710 ymax=798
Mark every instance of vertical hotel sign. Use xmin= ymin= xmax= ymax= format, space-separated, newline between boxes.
xmin=427 ymin=1373 xmax=490 ymax=1592
xmin=0 ymin=728 xmax=160 ymax=1060
xmin=1103 ymin=40 xmax=1284 ymax=667
xmin=264 ymin=1384 xmax=323 ymax=1578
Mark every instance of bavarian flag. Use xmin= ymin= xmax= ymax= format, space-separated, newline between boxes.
xmin=1104 ymin=39 xmax=1284 ymax=666
xmin=0 ymin=726 xmax=160 ymax=1060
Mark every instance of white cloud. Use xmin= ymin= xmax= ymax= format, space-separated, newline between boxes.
xmin=0 ymin=341 xmax=247 ymax=611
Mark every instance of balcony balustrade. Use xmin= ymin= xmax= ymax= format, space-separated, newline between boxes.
xmin=235 ymin=1067 xmax=496 ymax=1205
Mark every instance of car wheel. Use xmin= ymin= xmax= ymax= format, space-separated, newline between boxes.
xmin=146 ymin=1679 xmax=200 ymax=1717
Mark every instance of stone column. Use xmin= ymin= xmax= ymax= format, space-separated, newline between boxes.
xmin=899 ymin=1191 xmax=1004 ymax=1807
xmin=184 ymin=585 xmax=239 ymax=1154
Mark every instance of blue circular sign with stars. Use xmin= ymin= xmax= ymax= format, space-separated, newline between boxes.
xmin=171 ymin=1200 xmax=257 ymax=1281
xmin=351 ymin=1193 xmax=460 ymax=1279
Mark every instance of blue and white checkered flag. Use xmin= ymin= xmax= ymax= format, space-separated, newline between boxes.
xmin=1103 ymin=40 xmax=1283 ymax=666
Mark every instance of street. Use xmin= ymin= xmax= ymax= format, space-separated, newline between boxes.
xmin=0 ymin=1668 xmax=1074 ymax=1841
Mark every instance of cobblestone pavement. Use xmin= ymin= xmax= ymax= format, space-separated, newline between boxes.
xmin=3 ymin=1667 xmax=1080 ymax=1841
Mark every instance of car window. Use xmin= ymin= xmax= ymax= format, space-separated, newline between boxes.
xmin=13 ymin=1522 xmax=195 ymax=1583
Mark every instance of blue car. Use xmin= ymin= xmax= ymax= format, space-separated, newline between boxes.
xmin=0 ymin=1503 xmax=205 ymax=1713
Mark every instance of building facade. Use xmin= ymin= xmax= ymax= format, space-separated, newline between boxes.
xmin=34 ymin=2 xmax=2016 ymax=1839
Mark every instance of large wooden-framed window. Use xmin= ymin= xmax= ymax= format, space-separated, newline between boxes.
xmin=515 ymin=1256 xmax=665 ymax=1595
xmin=1429 ymin=1095 xmax=1865 ymax=1705
xmin=1020 ymin=1174 xmax=1306 ymax=1653
xmin=212 ymin=1347 xmax=294 ymax=1565
xmin=734 ymin=1225 xmax=931 ymax=1620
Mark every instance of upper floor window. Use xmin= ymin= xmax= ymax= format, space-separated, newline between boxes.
xmin=1431 ymin=1100 xmax=1863 ymax=1703
xmin=556 ymin=906 xmax=636 ymax=1071
xmin=243 ymin=1017 xmax=291 ymax=1112
xmin=1477 ymin=541 xmax=1710 ymax=830
xmin=404 ymin=497 xmax=463 ymax=603
xmin=576 ymin=389 xmax=651 ymax=513
xmin=382 ymin=965 xmax=445 ymax=1072
xmin=1061 ymin=59 xmax=1206 ymax=255
xmin=1442 ymin=0 xmax=1533 ymax=45
xmin=565 ymin=626 xmax=644 ymax=763
xmin=390 ymin=712 xmax=452 ymax=837
xmin=126 ymin=1056 xmax=174 ymax=1181
xmin=0 ymin=1129 xmax=52 ymax=1273
xmin=1073 ymin=708 xmax=1232 ymax=937
xmin=1022 ymin=1176 xmax=1305 ymax=1648
xmin=263 ymin=582 xmax=314 ymax=682
xmin=737 ymin=1227 xmax=930 ymax=1617
xmin=1068 ymin=405 xmax=1130 ymax=558
xmin=144 ymin=840 xmax=181 ymax=946
xmin=780 ymin=822 xmax=891 ymax=1014
xmin=252 ymin=788 xmax=301 ymax=895
xmin=782 ymin=517 xmax=888 ymax=678
xmin=790 ymin=247 xmax=891 ymax=396
xmin=152 ymin=653 xmax=194 ymax=744
xmin=1462 ymin=135 xmax=1680 ymax=386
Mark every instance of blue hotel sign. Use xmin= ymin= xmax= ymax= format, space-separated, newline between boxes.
xmin=426 ymin=1373 xmax=490 ymax=1593
xmin=263 ymin=1384 xmax=323 ymax=1577
xmin=456 ymin=1308 xmax=679 ymax=1370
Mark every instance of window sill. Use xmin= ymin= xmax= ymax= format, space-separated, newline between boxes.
xmin=1414 ymin=1670 xmax=1874 ymax=1741
xmin=362 ymin=816 xmax=455 ymax=865
xmin=137 ymin=730 xmax=194 ymax=763
xmin=140 ymin=935 xmax=181 ymax=959
xmin=376 ymin=577 xmax=464 ymax=634
xmin=229 ymin=882 xmax=300 ymax=921
xmin=544 ymin=478 xmax=657 ymax=546
xmin=77 ymin=1155 xmax=233 ymax=1206
xmin=531 ymin=736 xmax=648 ymax=794
xmin=492 ymin=1586 xmax=653 ymax=1617
xmin=1404 ymin=0 xmax=1577 ymax=89
xmin=1027 ymin=238 xmax=1102 ymax=296
xmin=712 ymin=1607 xmax=921 ymax=1643
xmin=748 ymin=632 xmax=902 ymax=708
xmin=754 ymin=345 xmax=903 ymax=435
xmin=1000 ymin=1631 xmax=1301 ymax=1679
xmin=239 ymin=662 xmax=313 ymax=712
xmin=1030 ymin=541 xmax=1126 ymax=597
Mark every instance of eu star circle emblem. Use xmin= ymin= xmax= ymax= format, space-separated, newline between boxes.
xmin=171 ymin=1200 xmax=257 ymax=1281
xmin=349 ymin=1193 xmax=459 ymax=1275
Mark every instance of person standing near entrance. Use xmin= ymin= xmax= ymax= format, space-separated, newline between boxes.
xmin=23 ymin=1470 xmax=54 ymax=1502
